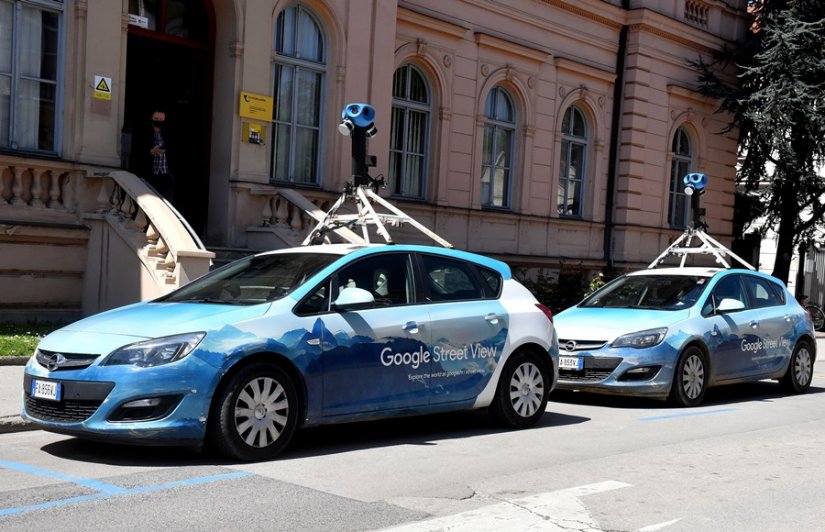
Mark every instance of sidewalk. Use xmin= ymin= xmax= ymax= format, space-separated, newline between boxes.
xmin=0 ymin=359 xmax=32 ymax=434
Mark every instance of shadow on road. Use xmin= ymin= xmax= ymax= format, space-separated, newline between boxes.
xmin=39 ymin=408 xmax=589 ymax=466
xmin=550 ymin=382 xmax=825 ymax=409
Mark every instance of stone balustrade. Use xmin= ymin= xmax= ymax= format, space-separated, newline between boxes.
xmin=246 ymin=185 xmax=365 ymax=249
xmin=0 ymin=156 xmax=213 ymax=319
xmin=96 ymin=171 xmax=214 ymax=288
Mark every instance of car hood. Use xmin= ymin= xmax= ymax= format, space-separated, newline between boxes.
xmin=38 ymin=301 xmax=271 ymax=355
xmin=554 ymin=306 xmax=690 ymax=342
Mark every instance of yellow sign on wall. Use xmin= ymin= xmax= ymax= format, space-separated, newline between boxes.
xmin=94 ymin=75 xmax=112 ymax=101
xmin=239 ymin=92 xmax=273 ymax=121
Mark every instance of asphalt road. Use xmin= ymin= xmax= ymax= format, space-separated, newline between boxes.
xmin=2 ymin=347 xmax=825 ymax=531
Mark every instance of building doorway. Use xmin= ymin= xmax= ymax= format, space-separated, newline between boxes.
xmin=123 ymin=1 xmax=215 ymax=236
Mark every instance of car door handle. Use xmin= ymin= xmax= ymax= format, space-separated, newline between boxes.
xmin=403 ymin=321 xmax=419 ymax=334
xmin=750 ymin=321 xmax=759 ymax=329
xmin=306 ymin=338 xmax=320 ymax=346
xmin=784 ymin=314 xmax=792 ymax=322
xmin=485 ymin=313 xmax=502 ymax=324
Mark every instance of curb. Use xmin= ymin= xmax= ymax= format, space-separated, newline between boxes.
xmin=0 ymin=415 xmax=36 ymax=434
xmin=0 ymin=356 xmax=29 ymax=366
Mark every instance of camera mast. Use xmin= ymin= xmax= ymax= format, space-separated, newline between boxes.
xmin=648 ymin=173 xmax=754 ymax=270
xmin=302 ymin=103 xmax=452 ymax=248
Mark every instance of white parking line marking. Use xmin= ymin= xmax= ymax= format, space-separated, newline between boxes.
xmin=638 ymin=518 xmax=683 ymax=531
xmin=382 ymin=480 xmax=631 ymax=531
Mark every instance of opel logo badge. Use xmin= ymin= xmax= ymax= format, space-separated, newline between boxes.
xmin=565 ymin=341 xmax=577 ymax=351
xmin=47 ymin=353 xmax=66 ymax=371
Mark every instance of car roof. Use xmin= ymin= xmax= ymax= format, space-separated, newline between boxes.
xmin=255 ymin=243 xmax=513 ymax=278
xmin=628 ymin=267 xmax=722 ymax=277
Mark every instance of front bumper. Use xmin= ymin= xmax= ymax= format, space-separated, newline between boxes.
xmin=555 ymin=343 xmax=680 ymax=399
xmin=21 ymin=353 xmax=219 ymax=445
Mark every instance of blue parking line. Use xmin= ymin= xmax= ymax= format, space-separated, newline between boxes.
xmin=0 ymin=459 xmax=127 ymax=495
xmin=639 ymin=407 xmax=739 ymax=422
xmin=0 ymin=460 xmax=253 ymax=517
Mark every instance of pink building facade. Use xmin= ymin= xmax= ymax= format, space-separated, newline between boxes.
xmin=0 ymin=0 xmax=750 ymax=320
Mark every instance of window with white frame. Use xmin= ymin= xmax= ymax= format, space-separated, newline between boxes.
xmin=389 ymin=63 xmax=430 ymax=199
xmin=481 ymin=86 xmax=515 ymax=208
xmin=668 ymin=127 xmax=693 ymax=228
xmin=271 ymin=5 xmax=326 ymax=185
xmin=558 ymin=105 xmax=588 ymax=218
xmin=0 ymin=0 xmax=63 ymax=154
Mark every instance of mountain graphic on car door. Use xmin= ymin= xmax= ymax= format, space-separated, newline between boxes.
xmin=427 ymin=300 xmax=509 ymax=405
xmin=319 ymin=304 xmax=433 ymax=417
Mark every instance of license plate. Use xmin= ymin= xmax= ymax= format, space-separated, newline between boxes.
xmin=559 ymin=356 xmax=583 ymax=371
xmin=31 ymin=379 xmax=62 ymax=402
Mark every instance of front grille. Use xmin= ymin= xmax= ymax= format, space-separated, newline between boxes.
xmin=558 ymin=356 xmax=622 ymax=383
xmin=558 ymin=339 xmax=608 ymax=352
xmin=25 ymin=395 xmax=102 ymax=422
xmin=559 ymin=369 xmax=615 ymax=382
xmin=23 ymin=375 xmax=114 ymax=423
xmin=36 ymin=349 xmax=100 ymax=371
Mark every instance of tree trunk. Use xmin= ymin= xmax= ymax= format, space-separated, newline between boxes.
xmin=771 ymin=179 xmax=798 ymax=284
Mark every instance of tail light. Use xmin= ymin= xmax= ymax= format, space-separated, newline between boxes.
xmin=536 ymin=303 xmax=554 ymax=323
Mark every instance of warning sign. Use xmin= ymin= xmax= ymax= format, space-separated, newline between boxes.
xmin=94 ymin=75 xmax=112 ymax=101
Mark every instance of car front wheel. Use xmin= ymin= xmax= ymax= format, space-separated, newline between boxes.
xmin=209 ymin=363 xmax=299 ymax=461
xmin=780 ymin=341 xmax=814 ymax=394
xmin=490 ymin=351 xmax=549 ymax=428
xmin=669 ymin=346 xmax=707 ymax=407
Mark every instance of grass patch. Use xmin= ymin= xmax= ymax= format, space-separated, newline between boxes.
xmin=0 ymin=322 xmax=63 ymax=357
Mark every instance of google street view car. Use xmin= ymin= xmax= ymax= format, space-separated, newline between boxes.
xmin=23 ymin=244 xmax=559 ymax=460
xmin=554 ymin=267 xmax=815 ymax=406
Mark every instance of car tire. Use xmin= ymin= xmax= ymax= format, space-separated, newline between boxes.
xmin=209 ymin=363 xmax=299 ymax=461
xmin=669 ymin=346 xmax=707 ymax=407
xmin=780 ymin=341 xmax=814 ymax=394
xmin=490 ymin=351 xmax=549 ymax=429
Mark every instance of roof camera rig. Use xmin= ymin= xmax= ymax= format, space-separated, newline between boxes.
xmin=648 ymin=173 xmax=754 ymax=270
xmin=303 ymin=103 xmax=452 ymax=248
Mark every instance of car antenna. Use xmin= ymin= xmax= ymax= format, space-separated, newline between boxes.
xmin=302 ymin=103 xmax=452 ymax=248
xmin=647 ymin=173 xmax=755 ymax=270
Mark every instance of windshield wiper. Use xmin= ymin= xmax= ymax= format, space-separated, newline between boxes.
xmin=172 ymin=297 xmax=235 ymax=304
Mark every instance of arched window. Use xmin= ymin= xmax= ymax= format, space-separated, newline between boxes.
xmin=668 ymin=127 xmax=693 ymax=228
xmin=481 ymin=86 xmax=515 ymax=208
xmin=389 ymin=63 xmax=430 ymax=199
xmin=558 ymin=105 xmax=588 ymax=218
xmin=271 ymin=5 xmax=326 ymax=185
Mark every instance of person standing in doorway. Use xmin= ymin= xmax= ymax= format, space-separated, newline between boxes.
xmin=134 ymin=109 xmax=176 ymax=202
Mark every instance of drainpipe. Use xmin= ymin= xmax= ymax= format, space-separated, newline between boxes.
xmin=604 ymin=0 xmax=630 ymax=272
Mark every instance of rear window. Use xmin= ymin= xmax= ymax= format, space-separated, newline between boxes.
xmin=580 ymin=274 xmax=709 ymax=310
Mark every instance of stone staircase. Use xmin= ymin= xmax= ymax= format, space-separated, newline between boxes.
xmin=0 ymin=157 xmax=213 ymax=323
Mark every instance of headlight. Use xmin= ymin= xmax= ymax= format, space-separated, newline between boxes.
xmin=611 ymin=327 xmax=667 ymax=349
xmin=105 ymin=332 xmax=206 ymax=367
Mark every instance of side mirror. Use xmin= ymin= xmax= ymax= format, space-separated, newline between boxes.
xmin=333 ymin=287 xmax=375 ymax=311
xmin=717 ymin=298 xmax=746 ymax=313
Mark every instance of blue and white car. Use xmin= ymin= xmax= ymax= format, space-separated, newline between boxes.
xmin=23 ymin=244 xmax=558 ymax=460
xmin=554 ymin=267 xmax=815 ymax=406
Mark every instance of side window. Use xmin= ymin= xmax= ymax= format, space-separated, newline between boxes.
xmin=335 ymin=254 xmax=412 ymax=306
xmin=477 ymin=266 xmax=502 ymax=299
xmin=743 ymin=276 xmax=784 ymax=309
xmin=294 ymin=280 xmax=329 ymax=316
xmin=420 ymin=255 xmax=483 ymax=302
xmin=703 ymin=275 xmax=744 ymax=315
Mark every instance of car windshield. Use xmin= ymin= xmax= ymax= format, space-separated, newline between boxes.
xmin=158 ymin=253 xmax=339 ymax=305
xmin=579 ymin=274 xmax=709 ymax=310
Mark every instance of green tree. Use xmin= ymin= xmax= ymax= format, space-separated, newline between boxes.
xmin=694 ymin=0 xmax=825 ymax=283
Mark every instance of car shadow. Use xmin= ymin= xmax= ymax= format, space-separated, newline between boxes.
xmin=550 ymin=382 xmax=825 ymax=409
xmin=40 ymin=409 xmax=589 ymax=466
